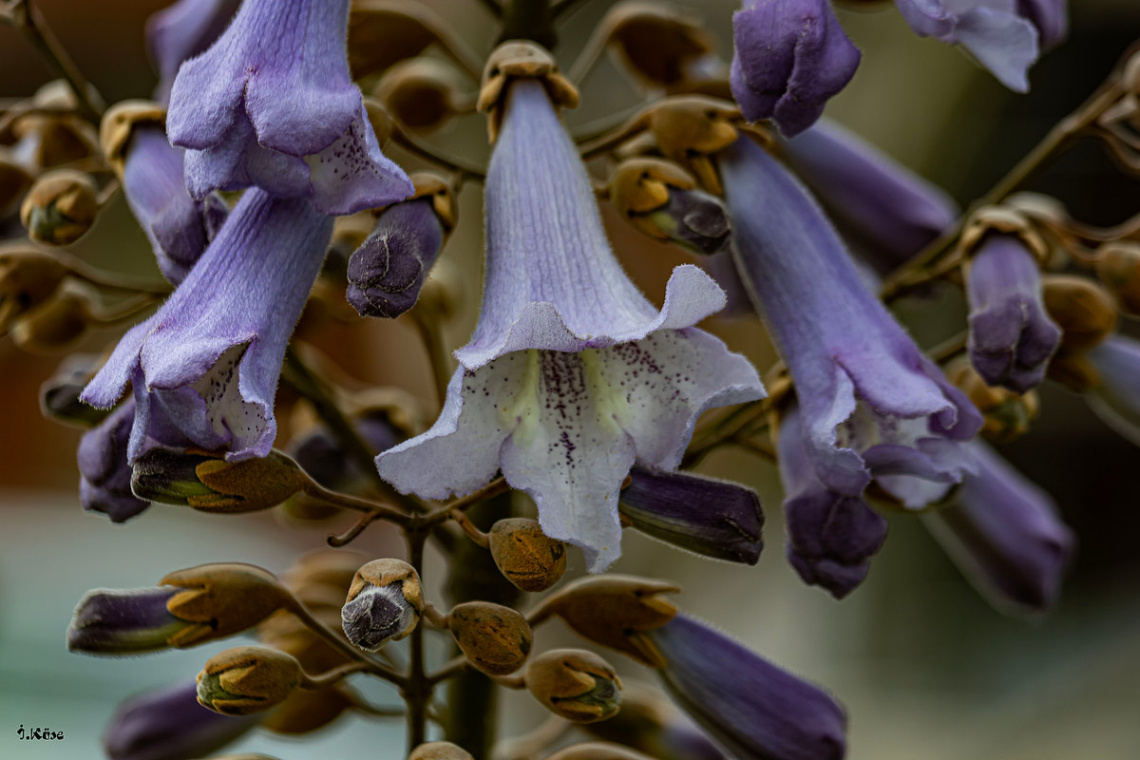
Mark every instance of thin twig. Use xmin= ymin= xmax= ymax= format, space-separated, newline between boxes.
xmin=422 ymin=477 xmax=511 ymax=526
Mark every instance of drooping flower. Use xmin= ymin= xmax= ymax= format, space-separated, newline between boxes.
xmin=378 ymin=79 xmax=764 ymax=570
xmin=894 ymin=0 xmax=1041 ymax=92
xmin=1082 ymin=334 xmax=1140 ymax=447
xmin=81 ymin=189 xmax=334 ymax=463
xmin=721 ymin=137 xmax=981 ymax=511
xmin=731 ymin=0 xmax=861 ymax=137
xmin=166 ymin=0 xmax=414 ymax=214
xmin=923 ymin=442 xmax=1074 ymax=614
xmin=1018 ymin=0 xmax=1069 ymax=50
xmin=77 ymin=399 xmax=153 ymax=523
xmin=146 ymin=0 xmax=242 ymax=104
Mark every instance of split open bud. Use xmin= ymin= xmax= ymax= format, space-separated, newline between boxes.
xmin=130 ymin=449 xmax=307 ymax=512
xmin=1042 ymin=275 xmax=1118 ymax=353
xmin=945 ymin=358 xmax=1039 ymax=443
xmin=488 ymin=517 xmax=567 ymax=592
xmin=20 ymin=169 xmax=100 ymax=246
xmin=0 ymin=247 xmax=68 ymax=334
xmin=408 ymin=742 xmax=475 ymax=760
xmin=342 ymin=559 xmax=423 ymax=652
xmin=1095 ymin=242 xmax=1140 ymax=316
xmin=373 ymin=58 xmax=472 ymax=133
xmin=478 ymin=41 xmax=579 ymax=142
xmin=525 ymin=649 xmax=622 ymax=723
xmin=448 ymin=601 xmax=533 ymax=676
xmin=530 ymin=575 xmax=679 ymax=667
xmin=196 ymin=646 xmax=303 ymax=716
xmin=608 ymin=158 xmax=731 ymax=255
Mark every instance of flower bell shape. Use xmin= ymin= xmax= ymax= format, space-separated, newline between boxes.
xmin=166 ymin=0 xmax=414 ymax=215
xmin=894 ymin=0 xmax=1041 ymax=92
xmin=721 ymin=137 xmax=981 ymax=510
xmin=1083 ymin=335 xmax=1140 ymax=447
xmin=777 ymin=403 xmax=888 ymax=598
xmin=377 ymin=80 xmax=764 ymax=570
xmin=77 ymin=398 xmax=151 ymax=523
xmin=81 ymin=189 xmax=334 ymax=463
xmin=923 ymin=443 xmax=1074 ymax=614
xmin=965 ymin=233 xmax=1060 ymax=393
xmin=649 ymin=613 xmax=847 ymax=760
xmin=146 ymin=0 xmax=242 ymax=104
xmin=731 ymin=0 xmax=861 ymax=137
xmin=781 ymin=119 xmax=959 ymax=269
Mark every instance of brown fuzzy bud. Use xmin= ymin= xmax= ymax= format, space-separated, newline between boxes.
xmin=597 ymin=3 xmax=715 ymax=90
xmin=343 ymin=559 xmax=423 ymax=651
xmin=946 ymin=359 xmax=1039 ymax=443
xmin=479 ymin=42 xmax=579 ymax=142
xmin=193 ymin=454 xmax=309 ymax=513
xmin=0 ymin=247 xmax=68 ymax=332
xmin=8 ymin=112 xmax=98 ymax=169
xmin=1046 ymin=351 xmax=1100 ymax=392
xmin=373 ymin=58 xmax=471 ymax=134
xmin=99 ymin=100 xmax=166 ymax=177
xmin=9 ymin=286 xmax=90 ymax=354
xmin=525 ymin=649 xmax=622 ymax=723
xmin=196 ymin=646 xmax=302 ymax=716
xmin=160 ymin=563 xmax=297 ymax=648
xmin=261 ymin=685 xmax=354 ymax=735
xmin=408 ymin=172 xmax=457 ymax=231
xmin=488 ymin=518 xmax=567 ymax=592
xmin=1042 ymin=275 xmax=1118 ymax=352
xmin=532 ymin=576 xmax=679 ymax=667
xmin=408 ymin=742 xmax=475 ymax=760
xmin=546 ymin=743 xmax=657 ymax=760
xmin=637 ymin=97 xmax=744 ymax=195
xmin=349 ymin=1 xmax=471 ymax=80
xmin=1095 ymin=242 xmax=1140 ymax=316
xmin=20 ymin=169 xmax=99 ymax=245
xmin=448 ymin=601 xmax=533 ymax=676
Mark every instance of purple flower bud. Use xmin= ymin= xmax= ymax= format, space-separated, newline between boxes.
xmin=167 ymin=0 xmax=413 ymax=214
xmin=965 ymin=234 xmax=1060 ymax=393
xmin=68 ymin=586 xmax=183 ymax=654
xmin=1017 ymin=0 xmax=1068 ymax=50
xmin=342 ymin=580 xmax=420 ymax=652
xmin=782 ymin=120 xmax=959 ymax=270
xmin=103 ymin=681 xmax=258 ymax=760
xmin=895 ymin=0 xmax=1040 ymax=92
xmin=346 ymin=197 xmax=444 ymax=318
xmin=731 ymin=0 xmax=861 ymax=137
xmin=146 ymin=0 xmax=242 ymax=104
xmin=619 ymin=466 xmax=764 ymax=565
xmin=650 ymin=188 xmax=733 ymax=256
xmin=778 ymin=404 xmax=888 ymax=598
xmin=77 ymin=400 xmax=150 ymax=523
xmin=650 ymin=614 xmax=847 ymax=760
xmin=1084 ymin=335 xmax=1140 ymax=447
xmin=923 ymin=443 xmax=1074 ymax=614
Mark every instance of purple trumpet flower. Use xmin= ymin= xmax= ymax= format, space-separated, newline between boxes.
xmin=67 ymin=586 xmax=183 ymax=654
xmin=1084 ymin=334 xmax=1140 ymax=447
xmin=731 ymin=0 xmax=860 ymax=137
xmin=894 ymin=0 xmax=1041 ymax=92
xmin=965 ymin=234 xmax=1060 ymax=393
xmin=81 ymin=190 xmax=333 ymax=463
xmin=650 ymin=613 xmax=847 ymax=760
xmin=167 ymin=0 xmax=413 ymax=214
xmin=146 ymin=0 xmax=242 ymax=104
xmin=923 ymin=443 xmax=1074 ymax=614
xmin=778 ymin=403 xmax=888 ymax=598
xmin=1018 ymin=0 xmax=1068 ymax=50
xmin=103 ymin=681 xmax=258 ymax=760
xmin=782 ymin=120 xmax=959 ymax=270
xmin=721 ymin=137 xmax=981 ymax=511
xmin=378 ymin=80 xmax=765 ymax=570
xmin=346 ymin=197 xmax=444 ymax=318
xmin=77 ymin=398 xmax=152 ymax=523
xmin=119 ymin=125 xmax=228 ymax=285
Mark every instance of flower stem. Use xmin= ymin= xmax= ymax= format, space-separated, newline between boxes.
xmin=404 ymin=524 xmax=431 ymax=753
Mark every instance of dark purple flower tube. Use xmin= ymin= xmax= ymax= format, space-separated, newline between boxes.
xmin=965 ymin=234 xmax=1060 ymax=393
xmin=103 ymin=681 xmax=259 ymax=760
xmin=923 ymin=443 xmax=1074 ymax=614
xmin=146 ymin=0 xmax=242 ymax=104
xmin=167 ymin=0 xmax=413 ymax=214
xmin=78 ymin=399 xmax=151 ymax=523
xmin=68 ymin=586 xmax=183 ymax=654
xmin=778 ymin=404 xmax=888 ymax=598
xmin=619 ymin=466 xmax=763 ymax=565
xmin=1084 ymin=335 xmax=1140 ymax=447
xmin=650 ymin=613 xmax=847 ymax=760
xmin=730 ymin=0 xmax=860 ymax=137
xmin=81 ymin=190 xmax=334 ymax=463
xmin=781 ymin=120 xmax=958 ymax=270
xmin=346 ymin=197 xmax=444 ymax=318
xmin=721 ymin=137 xmax=981 ymax=511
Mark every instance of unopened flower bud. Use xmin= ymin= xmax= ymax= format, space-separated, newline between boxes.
xmin=610 ymin=158 xmax=730 ymax=256
xmin=41 ymin=352 xmax=109 ymax=427
xmin=130 ymin=449 xmax=306 ymax=512
xmin=526 ymin=649 xmax=622 ymax=723
xmin=196 ymin=646 xmax=302 ymax=716
xmin=9 ymin=286 xmax=91 ymax=354
xmin=1095 ymin=242 xmax=1140 ymax=316
xmin=260 ymin=686 xmax=353 ymax=735
xmin=342 ymin=559 xmax=423 ymax=651
xmin=1042 ymin=275 xmax=1118 ymax=352
xmin=408 ymin=741 xmax=475 ymax=760
xmin=946 ymin=359 xmax=1039 ymax=443
xmin=595 ymin=4 xmax=715 ymax=91
xmin=546 ymin=743 xmax=656 ymax=760
xmin=0 ymin=247 xmax=68 ymax=333
xmin=532 ymin=576 xmax=679 ymax=667
xmin=373 ymin=58 xmax=471 ymax=133
xmin=348 ymin=1 xmax=468 ymax=80
xmin=68 ymin=586 xmax=185 ymax=654
xmin=160 ymin=562 xmax=297 ymax=647
xmin=448 ymin=601 xmax=533 ymax=676
xmin=78 ymin=399 xmax=150 ymax=523
xmin=20 ymin=169 xmax=100 ymax=245
xmin=488 ymin=517 xmax=567 ymax=592
xmin=8 ymin=108 xmax=98 ymax=169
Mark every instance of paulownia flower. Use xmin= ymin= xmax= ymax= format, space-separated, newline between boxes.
xmin=378 ymin=80 xmax=764 ymax=570
xmin=1083 ymin=334 xmax=1140 ymax=447
xmin=721 ymin=137 xmax=981 ymax=512
xmin=146 ymin=0 xmax=241 ymax=104
xmin=77 ymin=399 xmax=152 ymax=523
xmin=81 ymin=189 xmax=333 ymax=463
xmin=166 ymin=0 xmax=413 ymax=214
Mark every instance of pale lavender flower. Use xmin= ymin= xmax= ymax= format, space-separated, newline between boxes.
xmin=77 ymin=399 xmax=152 ymax=523
xmin=167 ymin=0 xmax=413 ymax=214
xmin=81 ymin=189 xmax=333 ymax=463
xmin=965 ymin=234 xmax=1060 ymax=393
xmin=923 ymin=442 xmax=1074 ymax=614
xmin=731 ymin=0 xmax=860 ymax=137
xmin=894 ymin=0 xmax=1040 ymax=92
xmin=1084 ymin=335 xmax=1140 ymax=447
xmin=778 ymin=403 xmax=888 ymax=598
xmin=347 ymin=197 xmax=444 ymax=318
xmin=378 ymin=80 xmax=764 ymax=570
xmin=650 ymin=613 xmax=847 ymax=760
xmin=782 ymin=119 xmax=959 ymax=270
xmin=721 ymin=137 xmax=981 ymax=511
xmin=146 ymin=0 xmax=241 ymax=104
